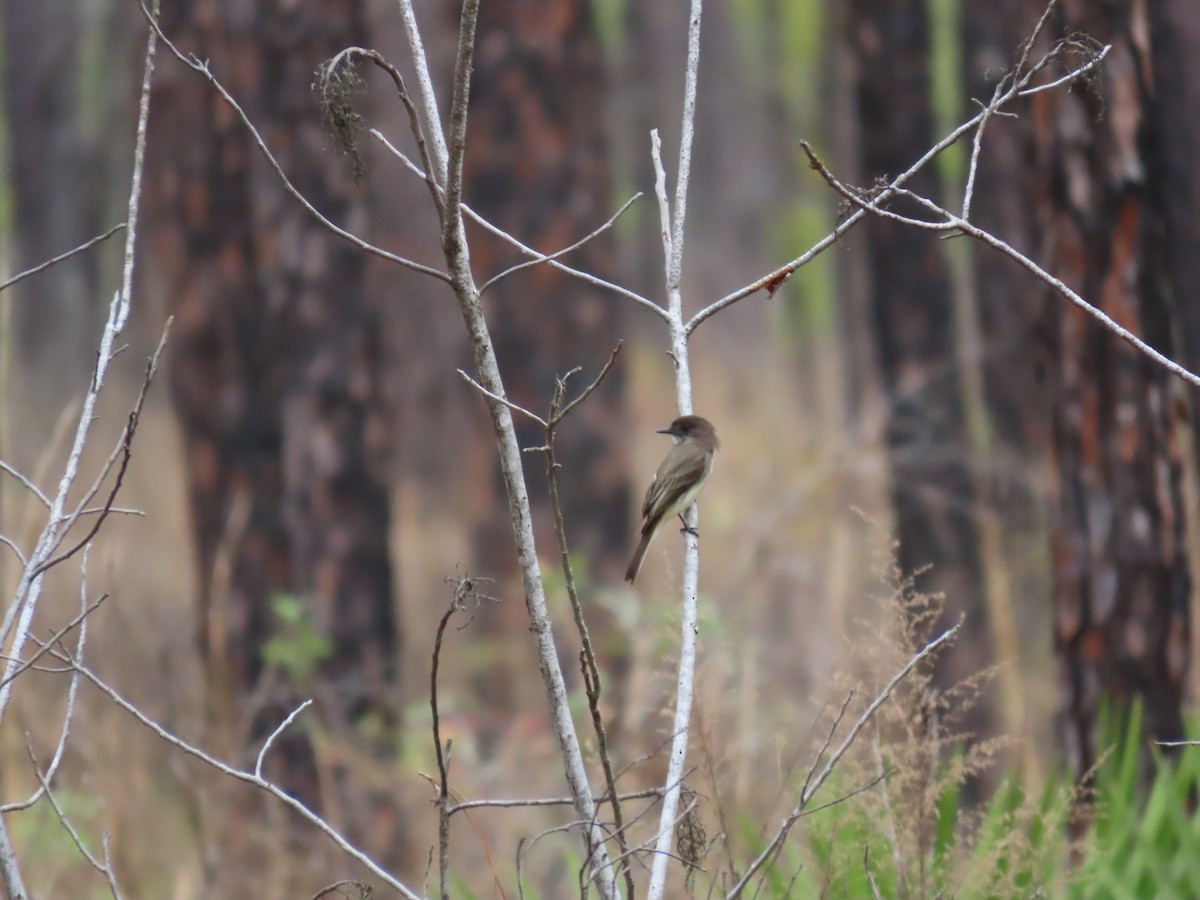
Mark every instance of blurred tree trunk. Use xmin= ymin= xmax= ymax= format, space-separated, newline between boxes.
xmin=959 ymin=0 xmax=1054 ymax=750
xmin=847 ymin=0 xmax=994 ymax=733
xmin=144 ymin=0 xmax=399 ymax=825
xmin=1028 ymin=0 xmax=1191 ymax=775
xmin=1145 ymin=0 xmax=1200 ymax=707
xmin=1 ymin=0 xmax=96 ymax=384
xmin=456 ymin=0 xmax=630 ymax=747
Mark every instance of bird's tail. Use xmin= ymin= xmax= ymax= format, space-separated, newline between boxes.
xmin=624 ymin=528 xmax=654 ymax=583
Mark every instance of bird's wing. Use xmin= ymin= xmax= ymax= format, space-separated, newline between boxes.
xmin=641 ymin=444 xmax=709 ymax=524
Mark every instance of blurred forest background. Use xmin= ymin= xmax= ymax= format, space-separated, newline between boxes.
xmin=3 ymin=0 xmax=1200 ymax=897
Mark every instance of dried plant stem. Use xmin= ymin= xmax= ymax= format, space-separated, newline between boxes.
xmin=533 ymin=349 xmax=634 ymax=898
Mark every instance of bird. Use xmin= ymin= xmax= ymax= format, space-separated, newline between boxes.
xmin=624 ymin=415 xmax=719 ymax=584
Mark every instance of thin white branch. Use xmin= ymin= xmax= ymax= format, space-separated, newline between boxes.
xmin=255 ymin=699 xmax=313 ymax=779
xmin=456 ymin=370 xmax=548 ymax=428
xmin=0 ymin=4 xmax=159 ymax=714
xmin=371 ymin=129 xmax=663 ymax=315
xmin=805 ymin=147 xmax=1200 ymax=390
xmin=647 ymin=3 xmax=704 ymax=897
xmin=0 ymin=461 xmax=50 ymax=509
xmin=0 ymin=535 xmax=26 ymax=569
xmin=395 ymin=0 xmax=449 ymax=186
xmin=685 ymin=42 xmax=1111 ymax=335
xmin=1018 ymin=45 xmax=1110 ymax=96
xmin=28 ymin=744 xmax=125 ymax=900
xmin=0 ymin=224 xmax=125 ymax=295
xmin=479 ymin=193 xmax=643 ymax=293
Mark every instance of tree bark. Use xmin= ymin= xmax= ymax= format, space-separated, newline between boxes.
xmin=144 ymin=0 xmax=399 ymax=813
xmin=1030 ymin=0 xmax=1191 ymax=775
xmin=848 ymin=0 xmax=994 ymax=729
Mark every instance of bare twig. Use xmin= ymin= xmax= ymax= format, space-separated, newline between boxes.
xmin=0 ymin=461 xmax=50 ymax=509
xmin=480 ymin=195 xmax=642 ymax=293
xmin=0 ymin=534 xmax=26 ymax=568
xmin=430 ymin=587 xmax=464 ymax=900
xmin=51 ymin=648 xmax=422 ymax=900
xmin=311 ymin=880 xmax=372 ymax=900
xmin=685 ymin=36 xmax=1111 ymax=335
xmin=370 ymin=129 xmax=664 ymax=316
xmin=0 ymin=551 xmax=94 ymax=815
xmin=321 ymin=47 xmax=443 ymax=218
xmin=457 ymin=370 xmax=547 ymax=427
xmin=533 ymin=347 xmax=633 ymax=898
xmin=255 ymin=699 xmax=313 ymax=779
xmin=27 ymin=743 xmax=126 ymax=899
xmin=0 ymin=593 xmax=107 ymax=695
xmin=0 ymin=0 xmax=160 ymax=730
xmin=0 ymin=224 xmax=126 ymax=295
xmin=32 ymin=323 xmax=170 ymax=579
xmin=448 ymin=786 xmax=664 ymax=817
xmin=863 ymin=846 xmax=885 ymax=900
xmin=800 ymin=141 xmax=1200 ymax=390
xmin=396 ymin=0 xmax=621 ymax=892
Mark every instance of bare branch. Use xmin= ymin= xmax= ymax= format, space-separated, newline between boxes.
xmin=801 ymin=142 xmax=1200 ymax=390
xmin=138 ymin=1 xmax=450 ymax=283
xmin=0 ymin=459 xmax=51 ymax=510
xmin=53 ymin=650 xmax=423 ymax=900
xmin=534 ymin=349 xmax=634 ymax=898
xmin=255 ymin=699 xmax=314 ymax=779
xmin=321 ymin=47 xmax=443 ymax=218
xmin=0 ymin=224 xmax=126 ymax=295
xmin=0 ymin=552 xmax=94 ymax=815
xmin=0 ymin=593 xmax=107 ymax=695
xmin=371 ymin=128 xmax=664 ymax=316
xmin=32 ymin=321 xmax=171 ymax=578
xmin=685 ymin=38 xmax=1111 ymax=335
xmin=440 ymin=0 xmax=480 ymax=254
xmin=551 ymin=343 xmax=623 ymax=425
xmin=448 ymin=787 xmax=664 ymax=817
xmin=456 ymin=370 xmax=547 ymax=427
xmin=0 ymin=534 xmax=26 ymax=568
xmin=27 ymin=743 xmax=126 ymax=899
xmin=480 ymin=194 xmax=642 ymax=293
xmin=430 ymin=591 xmax=460 ymax=900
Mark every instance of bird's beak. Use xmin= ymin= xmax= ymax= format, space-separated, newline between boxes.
xmin=656 ymin=427 xmax=674 ymax=436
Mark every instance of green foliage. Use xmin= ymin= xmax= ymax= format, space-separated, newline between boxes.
xmin=1071 ymin=703 xmax=1200 ymax=900
xmin=261 ymin=592 xmax=333 ymax=684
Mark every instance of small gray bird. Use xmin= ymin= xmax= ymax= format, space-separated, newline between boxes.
xmin=625 ymin=415 xmax=719 ymax=584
